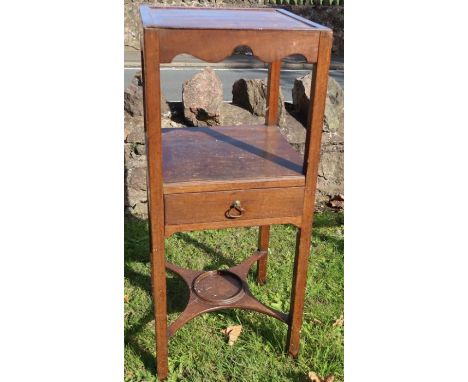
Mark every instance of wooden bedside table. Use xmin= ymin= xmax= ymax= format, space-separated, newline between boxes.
xmin=139 ymin=6 xmax=332 ymax=380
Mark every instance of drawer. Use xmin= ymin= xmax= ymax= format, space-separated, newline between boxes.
xmin=164 ymin=187 xmax=304 ymax=225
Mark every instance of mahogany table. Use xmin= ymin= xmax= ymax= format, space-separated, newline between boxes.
xmin=139 ymin=6 xmax=332 ymax=380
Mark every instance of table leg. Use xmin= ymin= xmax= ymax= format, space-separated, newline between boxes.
xmin=151 ymin=239 xmax=168 ymax=380
xmin=257 ymin=225 xmax=270 ymax=285
xmin=287 ymin=31 xmax=332 ymax=357
xmin=143 ymin=28 xmax=169 ymax=380
xmin=286 ymin=226 xmax=312 ymax=357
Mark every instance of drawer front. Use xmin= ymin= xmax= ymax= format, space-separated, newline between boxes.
xmin=164 ymin=187 xmax=304 ymax=225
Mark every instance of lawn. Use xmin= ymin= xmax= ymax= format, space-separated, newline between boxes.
xmin=124 ymin=212 xmax=344 ymax=382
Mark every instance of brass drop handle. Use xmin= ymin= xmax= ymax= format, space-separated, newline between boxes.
xmin=226 ymin=200 xmax=245 ymax=219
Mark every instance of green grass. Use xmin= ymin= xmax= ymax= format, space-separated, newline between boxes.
xmin=125 ymin=212 xmax=344 ymax=382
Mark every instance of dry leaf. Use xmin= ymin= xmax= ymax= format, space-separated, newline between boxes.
xmin=308 ymin=371 xmax=321 ymax=382
xmin=308 ymin=371 xmax=335 ymax=382
xmin=221 ymin=325 xmax=242 ymax=346
xmin=333 ymin=314 xmax=344 ymax=327
xmin=124 ymin=295 xmax=129 ymax=303
xmin=313 ymin=318 xmax=323 ymax=325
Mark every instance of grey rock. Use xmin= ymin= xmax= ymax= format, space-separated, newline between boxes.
xmin=124 ymin=143 xmax=146 ymax=169
xmin=125 ymin=188 xmax=147 ymax=208
xmin=134 ymin=144 xmax=146 ymax=156
xmin=232 ymin=78 xmax=286 ymax=126
xmin=292 ymin=73 xmax=312 ymax=119
xmin=125 ymin=115 xmax=145 ymax=144
xmin=219 ymin=103 xmax=264 ymax=126
xmin=127 ymin=166 xmax=147 ymax=191
xmin=182 ymin=67 xmax=223 ymax=127
xmin=278 ymin=112 xmax=307 ymax=152
xmin=292 ymin=74 xmax=344 ymax=133
xmin=316 ymin=145 xmax=344 ymax=206
xmin=124 ymin=143 xmax=133 ymax=164
xmin=124 ymin=71 xmax=170 ymax=117
xmin=132 ymin=202 xmax=149 ymax=217
xmin=232 ymin=78 xmax=267 ymax=116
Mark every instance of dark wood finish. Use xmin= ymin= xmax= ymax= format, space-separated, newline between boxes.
xmin=142 ymin=29 xmax=169 ymax=380
xmin=162 ymin=125 xmax=304 ymax=194
xmin=141 ymin=7 xmax=320 ymax=30
xmin=286 ymin=31 xmax=332 ymax=357
xmin=164 ymin=216 xmax=302 ymax=237
xmin=139 ymin=6 xmax=332 ymax=379
xmin=164 ymin=187 xmax=304 ymax=225
xmin=163 ymin=177 xmax=304 ymax=194
xmin=258 ymin=59 xmax=282 ymax=286
xmin=140 ymin=6 xmax=328 ymax=63
xmin=157 ymin=29 xmax=319 ymax=64
xmin=266 ymin=61 xmax=282 ymax=126
xmin=257 ymin=226 xmax=270 ymax=285
xmin=166 ymin=251 xmax=289 ymax=338
xmin=276 ymin=8 xmax=331 ymax=30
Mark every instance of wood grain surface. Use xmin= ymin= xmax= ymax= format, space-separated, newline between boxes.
xmin=140 ymin=6 xmax=325 ymax=30
xmin=164 ymin=186 xmax=304 ymax=225
xmin=162 ymin=125 xmax=305 ymax=194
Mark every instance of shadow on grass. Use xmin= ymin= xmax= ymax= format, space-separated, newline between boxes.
xmin=312 ymin=211 xmax=344 ymax=253
xmin=172 ymin=232 xmax=238 ymax=269
xmin=284 ymin=371 xmax=312 ymax=382
xmin=124 ymin=308 xmax=157 ymax=374
xmin=314 ymin=231 xmax=344 ymax=254
xmin=313 ymin=211 xmax=344 ymax=228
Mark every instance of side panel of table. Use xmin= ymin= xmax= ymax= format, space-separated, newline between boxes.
xmin=157 ymin=29 xmax=320 ymax=64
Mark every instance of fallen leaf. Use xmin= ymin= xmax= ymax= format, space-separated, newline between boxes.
xmin=333 ymin=314 xmax=344 ymax=327
xmin=308 ymin=371 xmax=335 ymax=382
xmin=124 ymin=295 xmax=129 ymax=303
xmin=308 ymin=371 xmax=320 ymax=382
xmin=313 ymin=318 xmax=323 ymax=325
xmin=221 ymin=325 xmax=242 ymax=346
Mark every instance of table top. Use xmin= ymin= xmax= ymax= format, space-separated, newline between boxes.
xmin=162 ymin=124 xmax=305 ymax=194
xmin=140 ymin=6 xmax=328 ymax=31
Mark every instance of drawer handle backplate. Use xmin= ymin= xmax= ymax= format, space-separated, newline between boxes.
xmin=226 ymin=200 xmax=245 ymax=219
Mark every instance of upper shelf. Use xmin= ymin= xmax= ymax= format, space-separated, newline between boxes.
xmin=140 ymin=6 xmax=329 ymax=31
xmin=140 ymin=6 xmax=332 ymax=63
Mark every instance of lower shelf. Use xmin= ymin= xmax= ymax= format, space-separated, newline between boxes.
xmin=166 ymin=251 xmax=289 ymax=338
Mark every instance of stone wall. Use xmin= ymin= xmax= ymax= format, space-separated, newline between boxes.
xmin=125 ymin=1 xmax=344 ymax=56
